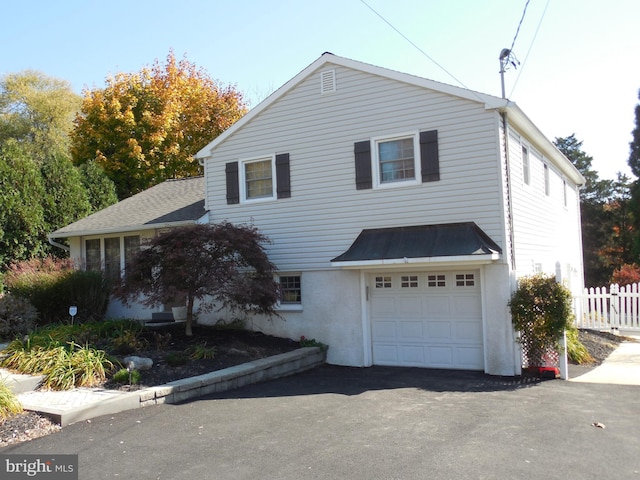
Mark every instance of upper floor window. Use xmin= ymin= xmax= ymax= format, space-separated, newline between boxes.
xmin=544 ymin=164 xmax=550 ymax=196
xmin=225 ymin=154 xmax=290 ymax=204
xmin=355 ymin=129 xmax=439 ymax=190
xmin=378 ymin=137 xmax=416 ymax=183
xmin=373 ymin=134 xmax=421 ymax=188
xmin=242 ymin=157 xmax=276 ymax=201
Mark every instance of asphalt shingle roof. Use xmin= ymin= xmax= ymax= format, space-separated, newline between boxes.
xmin=49 ymin=176 xmax=206 ymax=238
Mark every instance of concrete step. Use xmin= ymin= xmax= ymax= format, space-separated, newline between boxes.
xmin=0 ymin=368 xmax=45 ymax=394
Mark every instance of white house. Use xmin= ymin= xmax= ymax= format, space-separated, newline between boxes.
xmin=50 ymin=53 xmax=585 ymax=376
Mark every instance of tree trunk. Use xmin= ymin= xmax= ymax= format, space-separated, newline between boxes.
xmin=185 ymin=295 xmax=194 ymax=336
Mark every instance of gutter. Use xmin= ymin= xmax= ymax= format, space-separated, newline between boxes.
xmin=47 ymin=235 xmax=70 ymax=253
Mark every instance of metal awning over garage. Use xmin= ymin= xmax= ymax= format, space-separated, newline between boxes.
xmin=331 ymin=222 xmax=502 ymax=267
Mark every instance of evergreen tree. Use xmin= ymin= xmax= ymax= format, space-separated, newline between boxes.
xmin=77 ymin=160 xmax=118 ymax=213
xmin=0 ymin=142 xmax=47 ymax=270
xmin=40 ymin=153 xmax=92 ymax=236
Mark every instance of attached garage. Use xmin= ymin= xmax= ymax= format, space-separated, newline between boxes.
xmin=369 ymin=271 xmax=484 ymax=370
xmin=331 ymin=222 xmax=501 ymax=371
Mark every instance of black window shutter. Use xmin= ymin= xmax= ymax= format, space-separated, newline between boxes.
xmin=225 ymin=161 xmax=239 ymax=204
xmin=354 ymin=141 xmax=372 ymax=190
xmin=275 ymin=153 xmax=291 ymax=199
xmin=420 ymin=130 xmax=440 ymax=182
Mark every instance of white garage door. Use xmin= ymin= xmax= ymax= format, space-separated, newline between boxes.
xmin=370 ymin=271 xmax=484 ymax=370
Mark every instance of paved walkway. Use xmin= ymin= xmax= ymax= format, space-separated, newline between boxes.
xmin=569 ymin=340 xmax=640 ymax=385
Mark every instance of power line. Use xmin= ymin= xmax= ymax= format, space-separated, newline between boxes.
xmin=510 ymin=0 xmax=531 ymax=54
xmin=359 ymin=0 xmax=470 ymax=90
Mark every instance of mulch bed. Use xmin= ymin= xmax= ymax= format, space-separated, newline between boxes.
xmin=102 ymin=324 xmax=300 ymax=391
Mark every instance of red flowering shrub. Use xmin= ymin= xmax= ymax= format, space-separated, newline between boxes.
xmin=610 ymin=264 xmax=640 ymax=287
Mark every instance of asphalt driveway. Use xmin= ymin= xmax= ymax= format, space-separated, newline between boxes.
xmin=3 ymin=365 xmax=639 ymax=479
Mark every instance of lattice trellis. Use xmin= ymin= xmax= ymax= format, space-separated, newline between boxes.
xmin=519 ymin=334 xmax=559 ymax=369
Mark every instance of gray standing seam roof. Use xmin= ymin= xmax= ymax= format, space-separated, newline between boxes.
xmin=331 ymin=222 xmax=502 ymax=263
xmin=49 ymin=176 xmax=206 ymax=238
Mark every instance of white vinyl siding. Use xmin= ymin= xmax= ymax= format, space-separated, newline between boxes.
xmin=204 ymin=65 xmax=504 ymax=272
xmin=508 ymin=126 xmax=582 ymax=289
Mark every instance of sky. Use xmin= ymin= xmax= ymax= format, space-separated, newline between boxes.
xmin=1 ymin=0 xmax=638 ymax=180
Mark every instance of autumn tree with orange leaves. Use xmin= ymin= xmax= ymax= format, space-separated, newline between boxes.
xmin=71 ymin=51 xmax=247 ymax=199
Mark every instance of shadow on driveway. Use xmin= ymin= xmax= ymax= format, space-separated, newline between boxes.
xmin=188 ymin=365 xmax=544 ymax=403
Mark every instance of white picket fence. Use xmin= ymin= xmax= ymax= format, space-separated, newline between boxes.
xmin=576 ymin=283 xmax=640 ymax=331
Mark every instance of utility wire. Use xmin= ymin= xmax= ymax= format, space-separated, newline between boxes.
xmin=509 ymin=0 xmax=550 ymax=98
xmin=359 ymin=0 xmax=470 ymax=91
xmin=510 ymin=0 xmax=531 ymax=53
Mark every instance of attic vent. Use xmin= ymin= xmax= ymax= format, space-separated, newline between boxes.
xmin=320 ymin=69 xmax=336 ymax=94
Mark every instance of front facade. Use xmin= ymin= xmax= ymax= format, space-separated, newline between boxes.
xmin=52 ymin=54 xmax=584 ymax=377
xmin=194 ymin=54 xmax=585 ymax=376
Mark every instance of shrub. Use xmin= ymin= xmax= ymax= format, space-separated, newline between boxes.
xmin=166 ymin=351 xmax=189 ymax=366
xmin=58 ymin=270 xmax=111 ymax=323
xmin=5 ymin=257 xmax=73 ymax=325
xmin=112 ymin=368 xmax=141 ymax=385
xmin=188 ymin=343 xmax=216 ymax=360
xmin=0 ymin=381 xmax=23 ymax=420
xmin=0 ymin=336 xmax=114 ymax=390
xmin=566 ymin=326 xmax=594 ymax=364
xmin=610 ymin=263 xmax=640 ymax=287
xmin=509 ymin=274 xmax=574 ymax=367
xmin=0 ymin=294 xmax=38 ymax=340
xmin=4 ymin=258 xmax=111 ymax=325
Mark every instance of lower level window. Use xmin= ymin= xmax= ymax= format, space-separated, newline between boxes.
xmin=280 ymin=275 xmax=302 ymax=304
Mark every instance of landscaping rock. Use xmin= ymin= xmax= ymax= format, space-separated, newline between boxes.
xmin=123 ymin=356 xmax=153 ymax=371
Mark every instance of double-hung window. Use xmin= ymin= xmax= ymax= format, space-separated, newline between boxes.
xmin=372 ymin=133 xmax=421 ymax=188
xmin=244 ymin=157 xmax=275 ymax=200
xmin=226 ymin=153 xmax=291 ymax=204
xmin=278 ymin=274 xmax=302 ymax=310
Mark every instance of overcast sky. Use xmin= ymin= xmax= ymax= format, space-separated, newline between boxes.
xmin=2 ymin=0 xmax=638 ymax=179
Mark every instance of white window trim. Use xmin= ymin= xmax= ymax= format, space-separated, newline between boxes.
xmin=276 ymin=273 xmax=303 ymax=312
xmin=371 ymin=132 xmax=421 ymax=189
xmin=239 ymin=154 xmax=277 ymax=203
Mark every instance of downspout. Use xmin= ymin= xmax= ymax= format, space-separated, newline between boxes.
xmin=47 ymin=235 xmax=70 ymax=253
xmin=500 ymin=110 xmax=516 ymax=271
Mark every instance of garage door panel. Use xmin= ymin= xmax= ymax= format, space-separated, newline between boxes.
xmin=401 ymin=345 xmax=425 ymax=364
xmin=426 ymin=321 xmax=452 ymax=342
xmin=372 ymin=320 xmax=398 ymax=340
xmin=370 ymin=271 xmax=484 ymax=370
xmin=424 ymin=296 xmax=450 ymax=314
xmin=373 ymin=344 xmax=399 ymax=364
xmin=456 ymin=346 xmax=484 ymax=369
xmin=455 ymin=321 xmax=483 ymax=343
xmin=452 ymin=295 xmax=481 ymax=316
xmin=428 ymin=346 xmax=454 ymax=367
xmin=397 ymin=296 xmax=423 ymax=316
xmin=371 ymin=296 xmax=396 ymax=315
xmin=399 ymin=320 xmax=423 ymax=339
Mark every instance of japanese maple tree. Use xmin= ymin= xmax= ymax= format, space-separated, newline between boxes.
xmin=114 ymin=223 xmax=280 ymax=336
